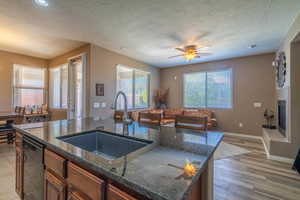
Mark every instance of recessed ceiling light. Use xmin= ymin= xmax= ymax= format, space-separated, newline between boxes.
xmin=34 ymin=0 xmax=49 ymax=7
xmin=249 ymin=44 xmax=257 ymax=49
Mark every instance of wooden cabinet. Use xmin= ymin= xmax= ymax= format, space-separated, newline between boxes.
xmin=38 ymin=148 xmax=145 ymax=200
xmin=15 ymin=132 xmax=23 ymax=199
xmin=68 ymin=162 xmax=105 ymax=200
xmin=15 ymin=146 xmax=23 ymax=199
xmin=15 ymin=132 xmax=22 ymax=148
xmin=107 ymin=184 xmax=137 ymax=200
xmin=68 ymin=190 xmax=91 ymax=200
xmin=44 ymin=170 xmax=67 ymax=200
xmin=44 ymin=149 xmax=67 ymax=178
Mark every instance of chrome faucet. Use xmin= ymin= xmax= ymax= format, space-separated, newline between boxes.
xmin=111 ymin=91 xmax=132 ymax=124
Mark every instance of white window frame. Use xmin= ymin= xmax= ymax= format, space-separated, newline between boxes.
xmin=13 ymin=64 xmax=46 ymax=107
xmin=49 ymin=64 xmax=68 ymax=109
xmin=183 ymin=68 xmax=233 ymax=109
xmin=116 ymin=65 xmax=150 ymax=110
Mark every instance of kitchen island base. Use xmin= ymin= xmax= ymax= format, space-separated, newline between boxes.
xmin=16 ymin=136 xmax=215 ymax=200
xmin=14 ymin=118 xmax=223 ymax=200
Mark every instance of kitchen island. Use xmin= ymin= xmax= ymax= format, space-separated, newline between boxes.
xmin=14 ymin=118 xmax=223 ymax=200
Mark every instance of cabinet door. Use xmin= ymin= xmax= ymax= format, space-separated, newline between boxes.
xmin=67 ymin=162 xmax=105 ymax=200
xmin=15 ymin=146 xmax=23 ymax=199
xmin=68 ymin=190 xmax=91 ymax=200
xmin=44 ymin=170 xmax=66 ymax=200
xmin=107 ymin=184 xmax=137 ymax=200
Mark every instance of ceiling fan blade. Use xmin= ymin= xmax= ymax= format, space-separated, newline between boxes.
xmin=197 ymin=53 xmax=212 ymax=56
xmin=196 ymin=45 xmax=212 ymax=50
xmin=175 ymin=48 xmax=186 ymax=52
xmin=168 ymin=54 xmax=184 ymax=59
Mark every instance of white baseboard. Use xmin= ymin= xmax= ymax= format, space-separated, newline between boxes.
xmin=223 ymin=132 xmax=262 ymax=140
xmin=268 ymin=155 xmax=294 ymax=164
xmin=223 ymin=132 xmax=294 ymax=164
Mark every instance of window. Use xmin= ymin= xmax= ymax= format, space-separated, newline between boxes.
xmin=49 ymin=64 xmax=68 ymax=109
xmin=116 ymin=65 xmax=150 ymax=109
xmin=184 ymin=69 xmax=232 ymax=109
xmin=13 ymin=64 xmax=46 ymax=107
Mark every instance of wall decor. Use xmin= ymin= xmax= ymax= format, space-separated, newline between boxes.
xmin=154 ymin=88 xmax=169 ymax=109
xmin=273 ymin=52 xmax=287 ymax=88
xmin=96 ymin=83 xmax=104 ymax=96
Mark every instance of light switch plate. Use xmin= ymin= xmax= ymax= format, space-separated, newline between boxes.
xmin=101 ymin=102 xmax=107 ymax=108
xmin=94 ymin=102 xmax=100 ymax=108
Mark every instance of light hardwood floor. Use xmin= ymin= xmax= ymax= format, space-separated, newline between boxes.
xmin=215 ymin=135 xmax=300 ymax=200
xmin=0 ymin=135 xmax=299 ymax=200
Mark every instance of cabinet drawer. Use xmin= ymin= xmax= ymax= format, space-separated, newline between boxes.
xmin=67 ymin=162 xmax=105 ymax=200
xmin=44 ymin=149 xmax=67 ymax=178
xmin=107 ymin=184 xmax=137 ymax=200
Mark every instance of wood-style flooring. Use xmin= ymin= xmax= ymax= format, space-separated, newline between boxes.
xmin=0 ymin=135 xmax=299 ymax=200
xmin=214 ymin=135 xmax=300 ymax=200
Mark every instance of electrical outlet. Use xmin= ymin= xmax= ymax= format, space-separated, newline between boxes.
xmin=254 ymin=102 xmax=262 ymax=108
xmin=239 ymin=123 xmax=243 ymax=128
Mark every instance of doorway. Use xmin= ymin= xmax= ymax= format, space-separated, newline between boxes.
xmin=67 ymin=54 xmax=87 ymax=120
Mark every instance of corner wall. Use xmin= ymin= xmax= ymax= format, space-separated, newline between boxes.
xmin=160 ymin=53 xmax=276 ymax=136
xmin=89 ymin=44 xmax=160 ymax=119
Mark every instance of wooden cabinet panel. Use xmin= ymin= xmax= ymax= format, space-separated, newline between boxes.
xmin=15 ymin=146 xmax=23 ymax=199
xmin=67 ymin=162 xmax=105 ymax=200
xmin=15 ymin=132 xmax=23 ymax=148
xmin=45 ymin=149 xmax=67 ymax=178
xmin=107 ymin=184 xmax=137 ymax=200
xmin=187 ymin=175 xmax=202 ymax=200
xmin=44 ymin=170 xmax=67 ymax=200
xmin=68 ymin=190 xmax=91 ymax=200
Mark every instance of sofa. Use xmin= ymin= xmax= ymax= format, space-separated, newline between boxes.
xmin=128 ymin=108 xmax=217 ymax=130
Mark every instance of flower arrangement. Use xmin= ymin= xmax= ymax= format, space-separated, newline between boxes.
xmin=154 ymin=88 xmax=169 ymax=109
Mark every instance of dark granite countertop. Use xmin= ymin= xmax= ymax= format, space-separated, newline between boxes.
xmin=14 ymin=118 xmax=223 ymax=200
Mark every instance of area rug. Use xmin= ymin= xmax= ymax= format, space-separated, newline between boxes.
xmin=214 ymin=142 xmax=251 ymax=160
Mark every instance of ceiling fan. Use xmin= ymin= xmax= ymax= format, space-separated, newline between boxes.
xmin=169 ymin=45 xmax=212 ymax=61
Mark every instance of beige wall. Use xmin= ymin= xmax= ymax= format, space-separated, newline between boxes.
xmin=0 ymin=50 xmax=48 ymax=112
xmin=48 ymin=44 xmax=91 ymax=120
xmin=161 ymin=53 xmax=276 ymax=136
xmin=89 ymin=44 xmax=160 ymax=119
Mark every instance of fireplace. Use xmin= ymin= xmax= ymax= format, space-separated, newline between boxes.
xmin=278 ymin=100 xmax=286 ymax=136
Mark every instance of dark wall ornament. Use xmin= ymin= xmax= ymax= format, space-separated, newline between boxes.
xmin=96 ymin=83 xmax=104 ymax=96
xmin=273 ymin=52 xmax=287 ymax=88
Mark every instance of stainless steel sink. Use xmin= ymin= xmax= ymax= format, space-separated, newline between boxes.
xmin=57 ymin=131 xmax=152 ymax=160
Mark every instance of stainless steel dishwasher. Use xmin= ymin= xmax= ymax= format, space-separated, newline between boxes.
xmin=23 ymin=135 xmax=44 ymax=200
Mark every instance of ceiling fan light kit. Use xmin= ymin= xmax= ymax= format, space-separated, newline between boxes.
xmin=184 ymin=50 xmax=197 ymax=61
xmin=170 ymin=45 xmax=212 ymax=61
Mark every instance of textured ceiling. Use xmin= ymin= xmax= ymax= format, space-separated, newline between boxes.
xmin=0 ymin=0 xmax=300 ymax=67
